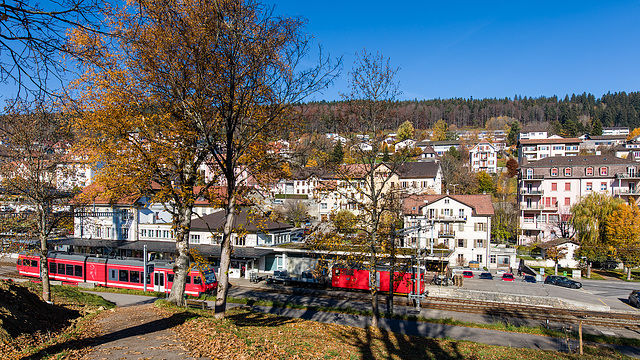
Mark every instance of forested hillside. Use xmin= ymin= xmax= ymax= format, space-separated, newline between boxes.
xmin=294 ymin=92 xmax=640 ymax=136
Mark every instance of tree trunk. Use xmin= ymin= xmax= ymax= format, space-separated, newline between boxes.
xmin=627 ymin=266 xmax=632 ymax=281
xmin=39 ymin=207 xmax=51 ymax=303
xmin=215 ymin=197 xmax=236 ymax=319
xmin=587 ymin=262 xmax=591 ymax=279
xmin=167 ymin=206 xmax=193 ymax=305
xmin=554 ymin=262 xmax=558 ymax=276
xmin=370 ymin=267 xmax=379 ymax=328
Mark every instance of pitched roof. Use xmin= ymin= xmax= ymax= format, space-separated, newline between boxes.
xmin=190 ymin=208 xmax=292 ymax=233
xmin=403 ymin=194 xmax=494 ymax=216
xmin=397 ymin=161 xmax=440 ymax=179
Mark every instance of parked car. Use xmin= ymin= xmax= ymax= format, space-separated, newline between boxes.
xmin=479 ymin=272 xmax=493 ymax=280
xmin=629 ymin=290 xmax=640 ymax=308
xmin=501 ymin=273 xmax=515 ymax=281
xmin=462 ymin=271 xmax=474 ymax=278
xmin=544 ymin=275 xmax=582 ymax=289
xmin=522 ymin=275 xmax=537 ymax=283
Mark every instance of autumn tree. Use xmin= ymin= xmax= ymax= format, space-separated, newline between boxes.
xmin=605 ymin=202 xmax=640 ymax=280
xmin=431 ymin=119 xmax=448 ymax=141
xmin=396 ymin=120 xmax=414 ymax=141
xmin=69 ymin=0 xmax=338 ymax=312
xmin=571 ymin=192 xmax=624 ymax=270
xmin=274 ymin=200 xmax=309 ymax=228
xmin=0 ymin=100 xmax=76 ymax=303
xmin=543 ymin=244 xmax=567 ymax=276
xmin=506 ymin=157 xmax=519 ymax=177
xmin=476 ymin=171 xmax=495 ymax=194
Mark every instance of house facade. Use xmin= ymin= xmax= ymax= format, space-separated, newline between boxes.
xmin=518 ymin=137 xmax=581 ymax=163
xmin=469 ymin=142 xmax=498 ymax=173
xmin=518 ymin=155 xmax=639 ymax=244
xmin=401 ymin=194 xmax=512 ymax=270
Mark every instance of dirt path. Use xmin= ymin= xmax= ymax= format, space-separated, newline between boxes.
xmin=82 ymin=304 xmax=199 ymax=360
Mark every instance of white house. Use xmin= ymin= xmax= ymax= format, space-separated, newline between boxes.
xmin=469 ymin=142 xmax=498 ymax=173
xmin=402 ymin=194 xmax=510 ymax=270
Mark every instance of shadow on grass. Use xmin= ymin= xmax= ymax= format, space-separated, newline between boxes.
xmin=332 ymin=325 xmax=467 ymax=360
xmin=23 ymin=310 xmax=191 ymax=360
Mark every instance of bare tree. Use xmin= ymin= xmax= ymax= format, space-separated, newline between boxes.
xmin=0 ymin=0 xmax=104 ymax=97
xmin=0 ymin=99 xmax=76 ymax=302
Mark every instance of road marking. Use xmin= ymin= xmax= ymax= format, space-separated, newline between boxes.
xmin=597 ymin=298 xmax=608 ymax=306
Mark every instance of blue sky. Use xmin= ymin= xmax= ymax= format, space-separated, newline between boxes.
xmin=273 ymin=1 xmax=640 ymax=102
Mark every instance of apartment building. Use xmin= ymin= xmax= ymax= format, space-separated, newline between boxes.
xmin=518 ymin=155 xmax=638 ymax=244
xmin=469 ymin=142 xmax=498 ymax=173
xmin=402 ymin=194 xmax=517 ymax=270
xmin=518 ymin=137 xmax=581 ymax=163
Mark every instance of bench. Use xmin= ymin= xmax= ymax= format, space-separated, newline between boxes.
xmin=185 ymin=299 xmax=209 ymax=310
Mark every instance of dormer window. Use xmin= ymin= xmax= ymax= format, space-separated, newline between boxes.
xmin=585 ymin=167 xmax=593 ymax=176
xmin=551 ymin=168 xmax=558 ymax=176
xmin=600 ymin=167 xmax=608 ymax=176
xmin=564 ymin=168 xmax=572 ymax=177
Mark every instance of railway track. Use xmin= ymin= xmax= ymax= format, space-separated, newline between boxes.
xmin=243 ymin=284 xmax=640 ymax=329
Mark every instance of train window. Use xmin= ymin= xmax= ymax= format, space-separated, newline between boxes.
xmin=31 ymin=260 xmax=38 ymax=267
xmin=334 ymin=269 xmax=339 ymax=275
xmin=109 ymin=269 xmax=117 ymax=281
xmin=194 ymin=276 xmax=202 ymax=285
xmin=17 ymin=259 xmax=21 ymax=266
xmin=129 ymin=271 xmax=140 ymax=283
xmin=146 ymin=273 xmax=151 ymax=285
xmin=344 ymin=269 xmax=354 ymax=276
xmin=50 ymin=263 xmax=57 ymax=274
xmin=58 ymin=263 xmax=66 ymax=275
xmin=186 ymin=276 xmax=191 ymax=284
xmin=167 ymin=274 xmax=174 ymax=283
xmin=66 ymin=264 xmax=73 ymax=275
xmin=75 ymin=265 xmax=83 ymax=277
xmin=119 ymin=269 xmax=129 ymax=282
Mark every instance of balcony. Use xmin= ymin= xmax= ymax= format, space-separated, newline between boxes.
xmin=438 ymin=230 xmax=455 ymax=237
xmin=427 ymin=215 xmax=467 ymax=222
xmin=614 ymin=188 xmax=640 ymax=196
xmin=520 ymin=189 xmax=543 ymax=195
xmin=520 ymin=203 xmax=558 ymax=211
xmin=521 ymin=175 xmax=544 ymax=181
xmin=615 ymin=173 xmax=640 ymax=179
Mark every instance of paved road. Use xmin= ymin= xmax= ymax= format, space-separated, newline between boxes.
xmin=581 ymin=279 xmax=640 ymax=313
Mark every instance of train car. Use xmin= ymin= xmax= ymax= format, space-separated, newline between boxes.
xmin=16 ymin=254 xmax=40 ymax=277
xmin=48 ymin=253 xmax=88 ymax=283
xmin=331 ymin=265 xmax=426 ymax=295
xmin=17 ymin=252 xmax=218 ymax=296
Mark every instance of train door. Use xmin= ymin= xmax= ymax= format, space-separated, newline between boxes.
xmin=154 ymin=271 xmax=165 ymax=292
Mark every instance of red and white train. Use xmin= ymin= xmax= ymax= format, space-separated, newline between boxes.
xmin=331 ymin=265 xmax=426 ymax=295
xmin=17 ymin=252 xmax=217 ymax=296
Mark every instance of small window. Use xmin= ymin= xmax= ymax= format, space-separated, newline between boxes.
xmin=194 ymin=276 xmax=202 ymax=285
xmin=186 ymin=276 xmax=191 ymax=284
xmin=58 ymin=263 xmax=66 ymax=275
xmin=75 ymin=265 xmax=83 ymax=277
xmin=551 ymin=168 xmax=558 ymax=176
xmin=334 ymin=269 xmax=340 ymax=276
xmin=130 ymin=271 xmax=140 ymax=283
xmin=601 ymin=182 xmax=607 ymax=191
xmin=586 ymin=182 xmax=592 ymax=191
xmin=551 ymin=183 xmax=557 ymax=191
xmin=66 ymin=264 xmax=74 ymax=275
xmin=31 ymin=260 xmax=38 ymax=267
xmin=600 ymin=167 xmax=608 ymax=176
xmin=565 ymin=182 xmax=571 ymax=191
xmin=168 ymin=274 xmax=174 ymax=283
xmin=564 ymin=197 xmax=571 ymax=206
xmin=109 ymin=269 xmax=117 ymax=281
xmin=119 ymin=269 xmax=129 ymax=282
xmin=49 ymin=262 xmax=57 ymax=274
xmin=585 ymin=167 xmax=593 ymax=176
xmin=564 ymin=168 xmax=571 ymax=177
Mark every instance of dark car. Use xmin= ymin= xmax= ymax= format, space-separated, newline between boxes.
xmin=629 ymin=290 xmax=640 ymax=308
xmin=462 ymin=271 xmax=474 ymax=278
xmin=522 ymin=275 xmax=537 ymax=283
xmin=544 ymin=275 xmax=582 ymax=289
xmin=501 ymin=273 xmax=515 ymax=281
xmin=479 ymin=272 xmax=493 ymax=280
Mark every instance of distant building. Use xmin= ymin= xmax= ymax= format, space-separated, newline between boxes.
xmin=602 ymin=127 xmax=629 ymax=136
xmin=518 ymin=137 xmax=580 ymax=163
xmin=469 ymin=142 xmax=498 ymax=173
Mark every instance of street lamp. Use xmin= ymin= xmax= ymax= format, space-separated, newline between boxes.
xmin=451 ymin=184 xmax=459 ymax=195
